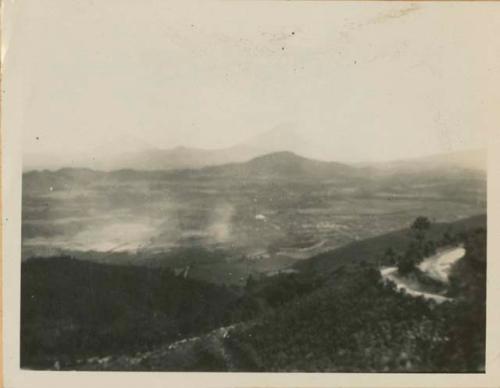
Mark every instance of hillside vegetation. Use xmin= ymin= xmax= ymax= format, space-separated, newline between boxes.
xmin=21 ymin=258 xmax=239 ymax=368
xmin=224 ymin=215 xmax=486 ymax=372
xmin=21 ymin=215 xmax=486 ymax=371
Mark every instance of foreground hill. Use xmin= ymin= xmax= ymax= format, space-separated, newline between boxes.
xmin=21 ymin=257 xmax=242 ymax=369
xmin=297 ymin=214 xmax=486 ymax=276
xmin=223 ymin=216 xmax=485 ymax=373
xmin=22 ymin=215 xmax=486 ymax=372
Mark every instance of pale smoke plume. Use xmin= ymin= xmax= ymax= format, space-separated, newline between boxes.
xmin=208 ymin=203 xmax=235 ymax=243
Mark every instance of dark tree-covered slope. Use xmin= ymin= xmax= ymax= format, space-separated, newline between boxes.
xmin=21 ymin=257 xmax=239 ymax=369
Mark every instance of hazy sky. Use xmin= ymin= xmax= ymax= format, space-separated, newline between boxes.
xmin=4 ymin=1 xmax=496 ymax=162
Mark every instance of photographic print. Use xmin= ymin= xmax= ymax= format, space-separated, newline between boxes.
xmin=3 ymin=1 xmax=498 ymax=383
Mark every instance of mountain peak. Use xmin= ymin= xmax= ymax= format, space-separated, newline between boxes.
xmin=249 ymin=151 xmax=307 ymax=163
xmin=205 ymin=151 xmax=354 ymax=180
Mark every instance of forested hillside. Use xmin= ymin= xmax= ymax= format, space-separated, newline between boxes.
xmin=21 ymin=215 xmax=486 ymax=372
xmin=21 ymin=256 xmax=321 ymax=369
xmin=226 ymin=217 xmax=486 ymax=372
xmin=21 ymin=258 xmax=239 ymax=368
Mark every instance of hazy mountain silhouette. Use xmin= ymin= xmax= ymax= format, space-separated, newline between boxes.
xmin=363 ymin=148 xmax=486 ymax=173
xmin=24 ymin=122 xmax=486 ymax=174
xmin=24 ymin=145 xmax=263 ymax=172
xmin=202 ymin=151 xmax=357 ymax=180
xmin=23 ymin=126 xmax=319 ymax=172
xmin=239 ymin=125 xmax=322 ymax=158
xmin=93 ymin=145 xmax=264 ymax=171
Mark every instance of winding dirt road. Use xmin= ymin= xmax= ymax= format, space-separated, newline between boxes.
xmin=380 ymin=246 xmax=465 ymax=303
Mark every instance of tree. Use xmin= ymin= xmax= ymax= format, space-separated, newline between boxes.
xmin=423 ymin=240 xmax=437 ymax=257
xmin=397 ymin=256 xmax=415 ymax=275
xmin=411 ymin=217 xmax=431 ymax=243
xmin=442 ymin=227 xmax=455 ymax=245
xmin=384 ymin=248 xmax=397 ymax=265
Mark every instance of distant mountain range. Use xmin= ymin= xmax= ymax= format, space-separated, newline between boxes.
xmin=23 ymin=148 xmax=486 ymax=198
xmin=24 ymin=138 xmax=486 ymax=176
xmin=23 ymin=151 xmax=357 ymax=188
xmin=25 ymin=125 xmax=326 ymax=172
xmin=24 ymin=122 xmax=486 ymax=173
xmin=23 ymin=144 xmax=262 ymax=172
xmin=201 ymin=151 xmax=358 ymax=180
xmin=23 ymin=126 xmax=305 ymax=172
xmin=361 ymin=148 xmax=487 ymax=173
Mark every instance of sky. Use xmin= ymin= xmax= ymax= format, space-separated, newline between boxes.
xmin=4 ymin=0 xmax=497 ymax=163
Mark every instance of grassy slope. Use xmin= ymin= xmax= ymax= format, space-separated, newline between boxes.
xmin=297 ymin=214 xmax=486 ymax=276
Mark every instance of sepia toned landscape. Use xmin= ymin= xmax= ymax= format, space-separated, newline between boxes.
xmin=21 ymin=145 xmax=487 ymax=372
xmin=12 ymin=0 xmax=491 ymax=375
xmin=22 ymin=146 xmax=485 ymax=284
